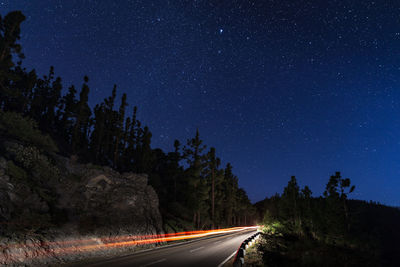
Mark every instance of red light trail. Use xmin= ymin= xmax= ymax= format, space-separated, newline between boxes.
xmin=0 ymin=226 xmax=258 ymax=264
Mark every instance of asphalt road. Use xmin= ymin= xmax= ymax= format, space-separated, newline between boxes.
xmin=79 ymin=229 xmax=257 ymax=267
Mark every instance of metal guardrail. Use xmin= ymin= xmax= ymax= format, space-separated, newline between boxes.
xmin=232 ymin=232 xmax=260 ymax=266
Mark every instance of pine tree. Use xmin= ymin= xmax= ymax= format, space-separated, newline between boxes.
xmin=183 ymin=129 xmax=207 ymax=229
xmin=71 ymin=76 xmax=91 ymax=156
xmin=113 ymin=93 xmax=127 ymax=168
xmin=120 ymin=106 xmax=138 ymax=171
xmin=213 ymin=167 xmax=225 ymax=227
xmin=122 ymin=117 xmax=131 ymax=151
xmin=27 ymin=67 xmax=62 ymax=135
xmin=204 ymin=147 xmax=220 ymax=229
xmin=135 ymin=126 xmax=153 ymax=173
xmin=0 ymin=11 xmax=26 ymax=110
xmin=30 ymin=67 xmax=54 ymax=127
xmin=89 ymin=103 xmax=106 ymax=162
xmin=118 ymin=116 xmax=131 ymax=170
xmin=0 ymin=11 xmax=25 ymax=64
xmin=171 ymin=139 xmax=181 ymax=201
xmin=236 ymin=188 xmax=253 ymax=226
xmin=127 ymin=106 xmax=138 ymax=151
xmin=223 ymin=163 xmax=238 ymax=226
xmin=281 ymin=176 xmax=301 ymax=231
xmin=5 ymin=66 xmax=36 ymax=114
xmin=323 ymin=172 xmax=355 ymax=237
xmin=339 ymin=176 xmax=355 ymax=231
xmin=58 ymin=85 xmax=77 ymax=147
xmin=300 ymin=185 xmax=313 ymax=234
xmin=46 ymin=76 xmax=62 ymax=133
xmin=34 ymin=68 xmax=62 ymax=134
xmin=103 ymin=85 xmax=117 ymax=164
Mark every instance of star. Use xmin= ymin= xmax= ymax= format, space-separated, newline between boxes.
xmin=5 ymin=0 xmax=400 ymax=206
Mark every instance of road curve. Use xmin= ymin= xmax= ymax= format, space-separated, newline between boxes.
xmin=76 ymin=229 xmax=257 ymax=267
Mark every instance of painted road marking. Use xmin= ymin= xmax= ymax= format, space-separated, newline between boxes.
xmin=214 ymin=240 xmax=222 ymax=244
xmin=189 ymin=246 xmax=205 ymax=253
xmin=139 ymin=258 xmax=166 ymax=267
xmin=217 ymin=250 xmax=237 ymax=267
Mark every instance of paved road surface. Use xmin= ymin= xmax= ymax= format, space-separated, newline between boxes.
xmin=77 ymin=229 xmax=256 ymax=267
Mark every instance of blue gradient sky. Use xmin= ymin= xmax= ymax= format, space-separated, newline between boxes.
xmin=3 ymin=0 xmax=400 ymax=206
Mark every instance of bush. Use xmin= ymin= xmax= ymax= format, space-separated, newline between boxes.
xmin=0 ymin=111 xmax=58 ymax=153
xmin=5 ymin=143 xmax=60 ymax=182
xmin=6 ymin=160 xmax=27 ymax=181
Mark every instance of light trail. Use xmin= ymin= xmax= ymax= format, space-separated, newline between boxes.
xmin=1 ymin=227 xmax=251 ymax=249
xmin=0 ymin=226 xmax=258 ymax=264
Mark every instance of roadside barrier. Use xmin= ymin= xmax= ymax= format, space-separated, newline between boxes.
xmin=233 ymin=232 xmax=260 ymax=267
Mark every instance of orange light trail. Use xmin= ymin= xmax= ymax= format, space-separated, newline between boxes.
xmin=0 ymin=226 xmax=258 ymax=264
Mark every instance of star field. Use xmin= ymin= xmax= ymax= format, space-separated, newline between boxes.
xmin=3 ymin=0 xmax=400 ymax=206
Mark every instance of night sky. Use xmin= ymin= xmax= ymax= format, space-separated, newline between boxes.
xmin=3 ymin=0 xmax=400 ymax=206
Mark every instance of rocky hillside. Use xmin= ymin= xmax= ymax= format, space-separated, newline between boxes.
xmin=0 ymin=115 xmax=164 ymax=265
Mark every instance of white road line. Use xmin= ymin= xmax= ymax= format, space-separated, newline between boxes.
xmin=214 ymin=240 xmax=222 ymax=244
xmin=189 ymin=246 xmax=205 ymax=253
xmin=139 ymin=258 xmax=166 ymax=267
xmin=217 ymin=250 xmax=237 ymax=267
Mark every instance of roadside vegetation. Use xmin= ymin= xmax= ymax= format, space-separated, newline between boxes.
xmin=255 ymin=174 xmax=400 ymax=266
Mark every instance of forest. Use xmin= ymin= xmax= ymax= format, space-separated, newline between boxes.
xmin=0 ymin=11 xmax=255 ymax=232
xmin=254 ymin=173 xmax=400 ymax=266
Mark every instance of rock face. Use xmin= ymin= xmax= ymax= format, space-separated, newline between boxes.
xmin=0 ymin=150 xmax=163 ymax=266
xmin=56 ymin=157 xmax=163 ymax=237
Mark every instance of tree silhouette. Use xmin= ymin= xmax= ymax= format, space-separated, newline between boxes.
xmin=324 ymin=172 xmax=355 ymax=235
xmin=71 ymin=76 xmax=91 ymax=155
xmin=204 ymin=147 xmax=220 ymax=229
xmin=113 ymin=93 xmax=127 ymax=168
xmin=58 ymin=85 xmax=77 ymax=150
xmin=223 ymin=163 xmax=238 ymax=226
xmin=0 ymin=11 xmax=26 ymax=110
xmin=183 ymin=129 xmax=208 ymax=229
xmin=281 ymin=176 xmax=301 ymax=232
